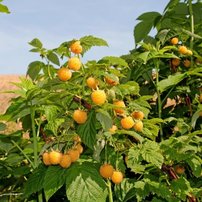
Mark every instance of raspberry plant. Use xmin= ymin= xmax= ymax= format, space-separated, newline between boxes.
xmin=0 ymin=0 xmax=202 ymax=201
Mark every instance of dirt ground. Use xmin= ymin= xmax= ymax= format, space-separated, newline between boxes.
xmin=0 ymin=75 xmax=21 ymax=114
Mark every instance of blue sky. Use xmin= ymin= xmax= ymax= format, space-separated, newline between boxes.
xmin=0 ymin=0 xmax=168 ymax=74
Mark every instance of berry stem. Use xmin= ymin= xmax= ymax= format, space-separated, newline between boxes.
xmin=105 ymin=141 xmax=108 ymax=163
xmin=30 ymin=105 xmax=38 ymax=168
xmin=107 ymin=179 xmax=113 ymax=202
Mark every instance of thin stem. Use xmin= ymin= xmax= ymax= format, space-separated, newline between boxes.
xmin=188 ymin=0 xmax=194 ymax=68
xmin=161 ymin=86 xmax=175 ymax=107
xmin=36 ymin=119 xmax=42 ymax=138
xmin=105 ymin=141 xmax=108 ymax=163
xmin=11 ymin=140 xmax=35 ymax=168
xmin=154 ymin=59 xmax=163 ymax=140
xmin=107 ymin=179 xmax=113 ymax=202
xmin=30 ymin=105 xmax=38 ymax=168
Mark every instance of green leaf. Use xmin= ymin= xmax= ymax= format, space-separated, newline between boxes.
xmin=27 ymin=61 xmax=44 ymax=80
xmin=137 ymin=51 xmax=150 ymax=64
xmin=47 ymin=51 xmax=60 ymax=66
xmin=12 ymin=77 xmax=35 ymax=91
xmin=24 ymin=165 xmax=47 ymax=197
xmin=134 ymin=12 xmax=161 ymax=44
xmin=134 ymin=21 xmax=153 ymax=44
xmin=186 ymin=156 xmax=202 ymax=177
xmin=2 ymin=97 xmax=31 ymax=121
xmin=29 ymin=38 xmax=43 ymax=48
xmin=191 ymin=107 xmax=202 ymax=129
xmin=157 ymin=73 xmax=187 ymax=93
xmin=0 ymin=3 xmax=10 ymax=13
xmin=98 ymin=56 xmax=128 ymax=67
xmin=137 ymin=12 xmax=161 ymax=21
xmin=0 ymin=136 xmax=13 ymax=153
xmin=113 ymin=81 xmax=139 ymax=97
xmin=164 ymin=0 xmax=179 ymax=12
xmin=144 ymin=178 xmax=172 ymax=201
xmin=172 ymin=2 xmax=188 ymax=15
xmin=29 ymin=48 xmax=40 ymax=52
xmin=66 ymin=161 xmax=107 ymax=202
xmin=45 ymin=118 xmax=64 ymax=135
xmin=117 ymin=130 xmax=143 ymax=143
xmin=142 ymin=119 xmax=162 ymax=139
xmin=127 ymin=147 xmax=145 ymax=173
xmin=79 ymin=35 xmax=108 ymax=54
xmin=0 ymin=122 xmax=6 ymax=131
xmin=43 ymin=64 xmax=57 ymax=78
xmin=123 ymin=187 xmax=137 ymax=202
xmin=96 ymin=110 xmax=112 ymax=131
xmin=170 ymin=177 xmax=192 ymax=201
xmin=127 ymin=140 xmax=163 ymax=173
xmin=77 ymin=110 xmax=97 ymax=150
xmin=5 ymin=153 xmax=24 ymax=166
xmin=141 ymin=140 xmax=164 ymax=168
xmin=43 ymin=166 xmax=66 ymax=201
xmin=43 ymin=105 xmax=59 ymax=122
xmin=114 ymin=179 xmax=135 ymax=202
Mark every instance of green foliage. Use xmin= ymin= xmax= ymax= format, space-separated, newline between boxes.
xmin=0 ymin=0 xmax=10 ymax=14
xmin=24 ymin=161 xmax=107 ymax=202
xmin=77 ymin=110 xmax=97 ymax=150
xmin=27 ymin=61 xmax=45 ymax=80
xmin=1 ymin=1 xmax=202 ymax=201
xmin=157 ymin=72 xmax=187 ymax=93
xmin=66 ymin=162 xmax=107 ymax=202
xmin=134 ymin=12 xmax=161 ymax=44
xmin=80 ymin=35 xmax=108 ymax=54
xmin=127 ymin=140 xmax=164 ymax=174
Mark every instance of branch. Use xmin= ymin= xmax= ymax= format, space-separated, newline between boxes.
xmin=73 ymin=96 xmax=92 ymax=110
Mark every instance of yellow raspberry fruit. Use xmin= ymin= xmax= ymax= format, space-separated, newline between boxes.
xmin=113 ymin=100 xmax=126 ymax=115
xmin=68 ymin=57 xmax=82 ymax=71
xmin=86 ymin=77 xmax=99 ymax=89
xmin=91 ymin=90 xmax=107 ymax=105
xmin=170 ymin=37 xmax=179 ymax=45
xmin=99 ymin=164 xmax=114 ymax=179
xmin=70 ymin=41 xmax=83 ymax=54
xmin=179 ymin=46 xmax=188 ymax=55
xmin=111 ymin=171 xmax=123 ymax=184
xmin=131 ymin=111 xmax=144 ymax=120
xmin=73 ymin=109 xmax=88 ymax=124
xmin=121 ymin=116 xmax=135 ymax=129
xmin=57 ymin=67 xmax=72 ymax=81
xmin=134 ymin=120 xmax=143 ymax=132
